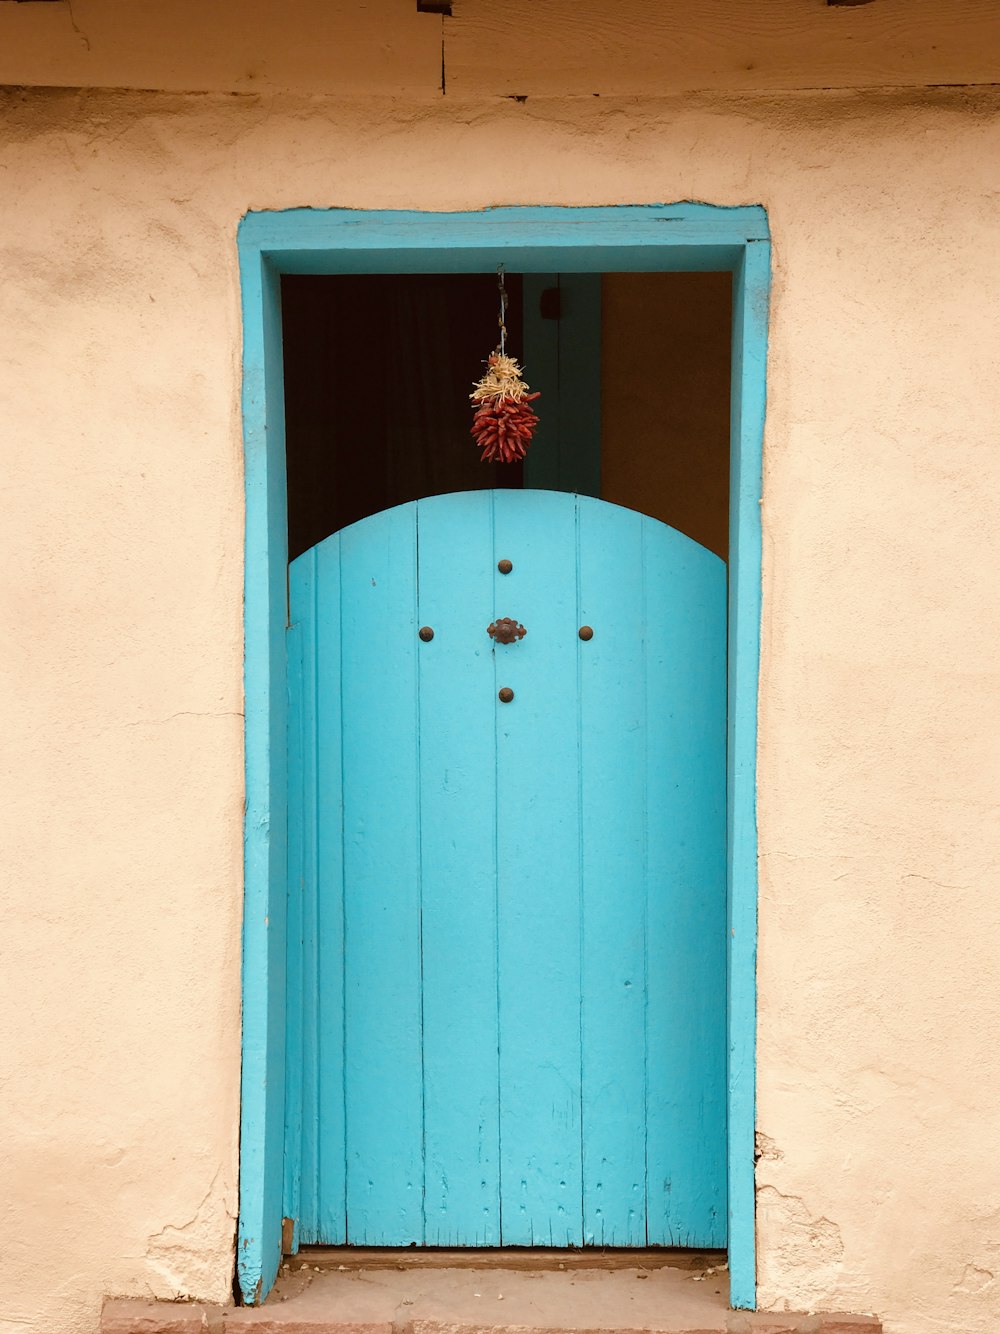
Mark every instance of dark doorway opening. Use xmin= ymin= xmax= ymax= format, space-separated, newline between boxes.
xmin=281 ymin=271 xmax=731 ymax=563
xmin=282 ymin=273 xmax=524 ymax=561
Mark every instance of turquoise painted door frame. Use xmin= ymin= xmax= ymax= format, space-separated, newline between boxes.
xmin=237 ymin=205 xmax=770 ymax=1308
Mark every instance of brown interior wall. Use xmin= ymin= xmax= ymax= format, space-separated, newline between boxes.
xmin=600 ymin=272 xmax=732 ymax=561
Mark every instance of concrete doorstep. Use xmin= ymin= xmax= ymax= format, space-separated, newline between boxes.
xmin=102 ymin=1255 xmax=881 ymax=1334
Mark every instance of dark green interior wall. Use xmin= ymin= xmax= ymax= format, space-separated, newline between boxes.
xmin=521 ymin=274 xmax=602 ymax=497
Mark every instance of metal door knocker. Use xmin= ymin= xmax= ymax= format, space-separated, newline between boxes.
xmin=488 ymin=618 xmax=527 ymax=644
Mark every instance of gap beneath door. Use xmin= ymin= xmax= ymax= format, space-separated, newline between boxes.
xmin=289 ymin=1246 xmax=722 ymax=1271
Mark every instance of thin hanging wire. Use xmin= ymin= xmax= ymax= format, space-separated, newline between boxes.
xmin=497 ymin=264 xmax=508 ymax=357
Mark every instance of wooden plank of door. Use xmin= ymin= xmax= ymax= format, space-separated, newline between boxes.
xmin=577 ymin=497 xmax=647 ymax=1245
xmin=493 ymin=489 xmax=583 ymax=1245
xmin=296 ymin=549 xmax=323 ymax=1242
xmin=314 ymin=534 xmax=348 ymax=1242
xmin=417 ymin=492 xmax=501 ymax=1245
xmin=644 ymin=523 xmax=727 ymax=1247
xmin=341 ymin=504 xmax=425 ymax=1244
xmin=283 ymin=585 xmax=307 ymax=1245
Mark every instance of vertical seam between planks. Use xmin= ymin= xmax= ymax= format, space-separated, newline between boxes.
xmin=640 ymin=520 xmax=650 ymax=1247
xmin=338 ymin=535 xmax=349 ymax=1242
xmin=575 ymin=495 xmax=586 ymax=1246
xmin=491 ymin=490 xmax=503 ymax=1245
xmin=415 ymin=504 xmax=428 ymax=1244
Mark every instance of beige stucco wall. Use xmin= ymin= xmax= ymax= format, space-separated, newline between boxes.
xmin=2 ymin=68 xmax=999 ymax=1334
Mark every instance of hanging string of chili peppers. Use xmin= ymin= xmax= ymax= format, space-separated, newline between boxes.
xmin=470 ymin=266 xmax=541 ymax=463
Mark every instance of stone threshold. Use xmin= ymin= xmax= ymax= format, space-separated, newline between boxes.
xmin=103 ymin=1254 xmax=881 ymax=1334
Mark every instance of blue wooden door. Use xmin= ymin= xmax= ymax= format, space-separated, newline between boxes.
xmin=285 ymin=490 xmax=726 ymax=1249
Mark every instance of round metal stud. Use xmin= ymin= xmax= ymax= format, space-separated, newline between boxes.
xmin=498 ymin=687 xmax=514 ymax=703
xmin=418 ymin=626 xmax=435 ymax=642
xmin=498 ymin=559 xmax=513 ymax=574
xmin=579 ymin=625 xmax=594 ymax=641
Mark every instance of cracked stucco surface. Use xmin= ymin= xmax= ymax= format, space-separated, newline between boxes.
xmin=144 ymin=1170 xmax=236 ymax=1302
xmin=1 ymin=74 xmax=999 ymax=1334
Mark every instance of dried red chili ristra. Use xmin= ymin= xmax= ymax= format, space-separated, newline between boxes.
xmin=470 ymin=352 xmax=540 ymax=463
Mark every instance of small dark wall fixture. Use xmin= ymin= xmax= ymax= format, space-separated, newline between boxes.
xmin=417 ymin=0 xmax=452 ymax=13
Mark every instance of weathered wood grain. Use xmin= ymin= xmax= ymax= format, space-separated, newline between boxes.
xmin=644 ymin=521 xmax=727 ymax=1247
xmin=0 ymin=0 xmax=443 ymax=96
xmin=493 ymin=488 xmax=584 ymax=1246
xmin=341 ymin=504 xmax=425 ymax=1244
xmin=578 ymin=499 xmax=647 ymax=1245
xmin=445 ymin=0 xmax=1000 ymax=97
xmin=418 ymin=492 xmax=501 ymax=1246
xmin=315 ymin=536 xmax=348 ymax=1243
xmin=3 ymin=0 xmax=995 ymax=97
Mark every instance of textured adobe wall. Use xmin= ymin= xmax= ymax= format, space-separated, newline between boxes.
xmin=1 ymin=82 xmax=999 ymax=1334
